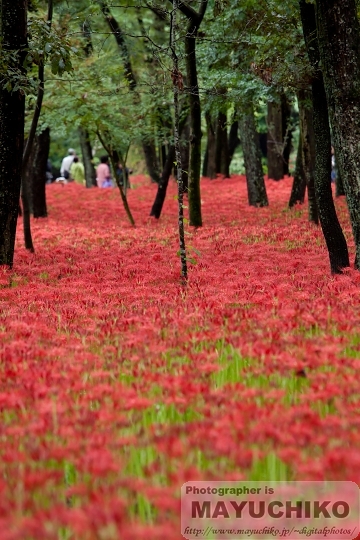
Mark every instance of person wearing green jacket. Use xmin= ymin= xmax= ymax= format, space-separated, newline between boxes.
xmin=70 ymin=157 xmax=85 ymax=185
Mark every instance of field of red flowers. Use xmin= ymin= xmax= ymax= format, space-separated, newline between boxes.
xmin=0 ymin=175 xmax=359 ymax=539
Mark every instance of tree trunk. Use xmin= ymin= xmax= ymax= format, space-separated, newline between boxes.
xmin=172 ymin=0 xmax=187 ymax=281
xmin=315 ymin=0 xmax=360 ymax=268
xmin=143 ymin=141 xmax=160 ymax=183
xmin=239 ymin=105 xmax=269 ymax=207
xmin=298 ymin=90 xmax=319 ymax=224
xmin=180 ymin=119 xmax=190 ymax=192
xmin=150 ymin=111 xmax=189 ymax=219
xmin=267 ymin=98 xmax=284 ymax=180
xmin=32 ymin=128 xmax=49 ymax=218
xmin=300 ymin=0 xmax=349 ymax=273
xmin=335 ymin=162 xmax=345 ymax=197
xmin=99 ymin=0 xmax=161 ymax=183
xmin=228 ymin=119 xmax=240 ymax=167
xmin=0 ymin=0 xmax=27 ymax=266
xmin=281 ymin=93 xmax=292 ymax=176
xmin=289 ymin=132 xmax=306 ymax=207
xmin=176 ymin=0 xmax=208 ymax=226
xmin=79 ymin=128 xmax=96 ymax=187
xmin=215 ymin=110 xmax=230 ymax=177
xmin=203 ymin=110 xmax=216 ymax=178
xmin=185 ymin=26 xmax=202 ymax=226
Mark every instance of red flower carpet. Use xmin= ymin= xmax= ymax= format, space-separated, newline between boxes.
xmin=0 ymin=175 xmax=359 ymax=539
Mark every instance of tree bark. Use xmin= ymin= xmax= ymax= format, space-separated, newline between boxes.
xmin=150 ymin=110 xmax=189 ymax=219
xmin=215 ymin=110 xmax=230 ymax=177
xmin=289 ymin=132 xmax=306 ymax=207
xmin=172 ymin=0 xmax=187 ymax=282
xmin=175 ymin=0 xmax=208 ymax=227
xmin=32 ymin=128 xmax=49 ymax=218
xmin=298 ymin=90 xmax=319 ymax=224
xmin=228 ymin=119 xmax=240 ymax=167
xmin=239 ymin=105 xmax=268 ymax=207
xmin=267 ymin=98 xmax=284 ymax=180
xmin=300 ymin=0 xmax=349 ymax=273
xmin=335 ymin=163 xmax=345 ymax=197
xmin=79 ymin=128 xmax=96 ymax=187
xmin=281 ymin=93 xmax=292 ymax=176
xmin=21 ymin=0 xmax=53 ymax=252
xmin=315 ymin=0 xmax=360 ymax=268
xmin=203 ymin=110 xmax=216 ymax=178
xmin=0 ymin=0 xmax=27 ymax=266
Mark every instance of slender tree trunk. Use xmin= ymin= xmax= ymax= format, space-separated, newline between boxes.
xmin=185 ymin=26 xmax=203 ymax=225
xmin=32 ymin=128 xmax=49 ymax=218
xmin=172 ymin=0 xmax=187 ymax=282
xmin=180 ymin=119 xmax=190 ymax=193
xmin=203 ymin=110 xmax=216 ymax=178
xmin=21 ymin=0 xmax=53 ymax=252
xmin=289 ymin=133 xmax=306 ymax=207
xmin=300 ymin=0 xmax=349 ymax=273
xmin=96 ymin=132 xmax=135 ymax=226
xmin=298 ymin=90 xmax=319 ymax=224
xmin=150 ymin=110 xmax=189 ymax=218
xmin=281 ymin=93 xmax=292 ymax=176
xmin=239 ymin=105 xmax=268 ymax=207
xmin=228 ymin=119 xmax=240 ymax=168
xmin=215 ymin=110 xmax=230 ymax=177
xmin=99 ymin=0 xmax=161 ymax=183
xmin=0 ymin=0 xmax=27 ymax=266
xmin=315 ymin=0 xmax=360 ymax=268
xmin=143 ymin=142 xmax=160 ymax=183
xmin=267 ymin=98 xmax=284 ymax=180
xmin=79 ymin=128 xmax=96 ymax=187
xmin=175 ymin=0 xmax=208 ymax=227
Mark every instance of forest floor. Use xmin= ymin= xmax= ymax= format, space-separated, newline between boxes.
xmin=0 ymin=176 xmax=359 ymax=539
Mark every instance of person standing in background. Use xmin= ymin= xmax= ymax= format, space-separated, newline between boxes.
xmin=70 ymin=157 xmax=85 ymax=185
xmin=60 ymin=148 xmax=76 ymax=180
xmin=96 ymin=156 xmax=112 ymax=188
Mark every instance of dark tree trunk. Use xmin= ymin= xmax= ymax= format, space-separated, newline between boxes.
xmin=315 ymin=0 xmax=360 ymax=268
xmin=143 ymin=142 xmax=160 ymax=183
xmin=32 ymin=128 xmax=49 ymax=218
xmin=21 ymin=0 xmax=53 ymax=252
xmin=267 ymin=98 xmax=284 ymax=180
xmin=184 ymin=27 xmax=202 ymax=225
xmin=228 ymin=119 xmax=240 ymax=167
xmin=99 ymin=0 xmax=161 ymax=183
xmin=298 ymin=90 xmax=319 ymax=224
xmin=79 ymin=128 xmax=96 ymax=187
xmin=281 ymin=93 xmax=292 ymax=176
xmin=335 ymin=162 xmax=345 ymax=197
xmin=176 ymin=0 xmax=208 ymax=227
xmin=300 ymin=0 xmax=349 ymax=273
xmin=0 ymin=0 xmax=27 ymax=266
xmin=239 ymin=105 xmax=268 ymax=207
xmin=150 ymin=111 xmax=189 ymax=219
xmin=150 ymin=147 xmax=176 ymax=219
xmin=203 ymin=110 xmax=216 ymax=178
xmin=289 ymin=133 xmax=306 ymax=207
xmin=215 ymin=110 xmax=230 ymax=177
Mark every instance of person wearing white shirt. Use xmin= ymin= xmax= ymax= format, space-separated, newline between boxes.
xmin=60 ymin=148 xmax=75 ymax=179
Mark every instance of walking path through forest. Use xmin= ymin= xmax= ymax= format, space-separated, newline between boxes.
xmin=0 ymin=176 xmax=359 ymax=539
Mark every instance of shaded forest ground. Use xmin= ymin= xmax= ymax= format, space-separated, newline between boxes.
xmin=0 ymin=176 xmax=359 ymax=539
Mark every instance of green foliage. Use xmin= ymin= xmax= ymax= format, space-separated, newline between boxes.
xmin=28 ymin=0 xmax=310 ymax=167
